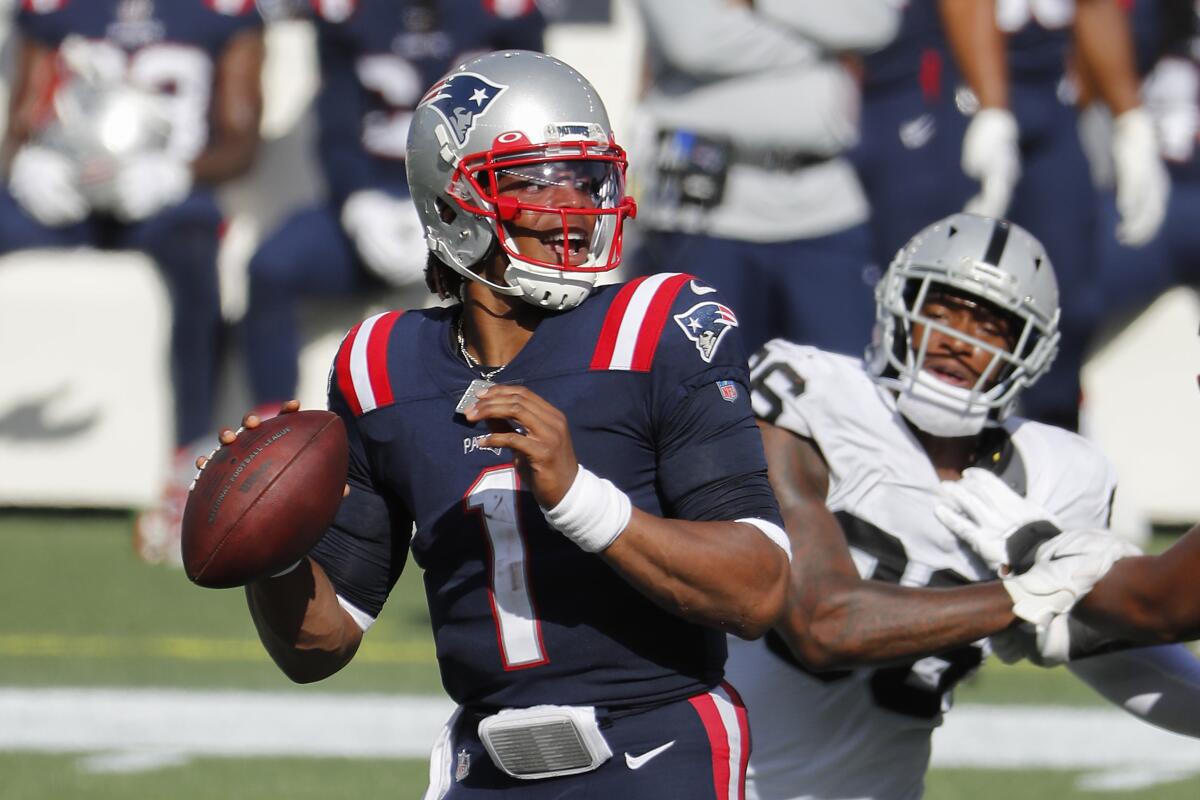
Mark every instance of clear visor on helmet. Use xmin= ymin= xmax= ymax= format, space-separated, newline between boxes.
xmin=451 ymin=145 xmax=634 ymax=273
xmin=896 ymin=276 xmax=1039 ymax=411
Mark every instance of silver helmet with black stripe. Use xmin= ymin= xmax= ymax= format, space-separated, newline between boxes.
xmin=866 ymin=213 xmax=1061 ymax=429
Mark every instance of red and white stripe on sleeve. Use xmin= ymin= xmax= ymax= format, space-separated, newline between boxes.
xmin=589 ymin=272 xmax=692 ymax=372
xmin=332 ymin=311 xmax=403 ymax=416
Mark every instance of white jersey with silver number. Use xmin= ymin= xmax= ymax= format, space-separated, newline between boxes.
xmin=728 ymin=341 xmax=1116 ymax=800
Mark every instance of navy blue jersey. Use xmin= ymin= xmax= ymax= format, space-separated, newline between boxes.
xmin=998 ymin=0 xmax=1072 ymax=80
xmin=311 ymin=0 xmax=545 ymax=206
xmin=18 ymin=0 xmax=262 ymax=160
xmin=313 ymin=274 xmax=782 ymax=710
xmin=861 ymin=0 xmax=949 ymax=89
xmin=863 ymin=0 xmax=1069 ymax=88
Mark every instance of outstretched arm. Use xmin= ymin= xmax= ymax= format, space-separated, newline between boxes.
xmin=940 ymin=0 xmax=1020 ymax=217
xmin=761 ymin=421 xmax=1017 ymax=670
xmin=1076 ymin=527 xmax=1200 ymax=642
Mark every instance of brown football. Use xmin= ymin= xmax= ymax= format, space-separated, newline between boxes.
xmin=181 ymin=410 xmax=348 ymax=588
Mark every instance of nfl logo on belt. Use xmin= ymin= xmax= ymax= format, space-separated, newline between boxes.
xmin=717 ymin=380 xmax=738 ymax=402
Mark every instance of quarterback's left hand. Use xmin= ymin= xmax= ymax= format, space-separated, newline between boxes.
xmin=464 ymin=384 xmax=579 ymax=509
xmin=1111 ymin=107 xmax=1169 ymax=246
xmin=112 ymin=152 xmax=193 ymax=222
xmin=936 ymin=467 xmax=1061 ymax=572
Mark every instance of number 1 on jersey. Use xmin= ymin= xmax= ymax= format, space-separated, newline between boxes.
xmin=465 ymin=466 xmax=548 ymax=670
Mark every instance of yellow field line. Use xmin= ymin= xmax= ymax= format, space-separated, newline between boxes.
xmin=0 ymin=634 xmax=436 ymax=664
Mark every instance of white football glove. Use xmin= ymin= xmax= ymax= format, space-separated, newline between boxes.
xmin=989 ymin=615 xmax=1077 ymax=667
xmin=111 ymin=152 xmax=192 ymax=222
xmin=9 ymin=144 xmax=90 ymax=226
xmin=936 ymin=467 xmax=1061 ymax=573
xmin=961 ymin=108 xmax=1020 ymax=218
xmin=1002 ymin=528 xmax=1142 ymax=629
xmin=340 ymin=189 xmax=429 ymax=287
xmin=1111 ymin=107 xmax=1169 ymax=246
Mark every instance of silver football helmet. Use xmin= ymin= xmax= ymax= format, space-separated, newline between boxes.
xmin=866 ymin=213 xmax=1061 ymax=430
xmin=406 ymin=50 xmax=636 ymax=311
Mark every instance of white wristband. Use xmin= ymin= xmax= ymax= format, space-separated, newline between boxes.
xmin=542 ymin=465 xmax=632 ymax=553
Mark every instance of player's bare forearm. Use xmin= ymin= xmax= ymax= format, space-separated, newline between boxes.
xmin=602 ymin=513 xmax=789 ymax=639
xmin=1073 ymin=0 xmax=1141 ymax=115
xmin=1075 ymin=527 xmax=1200 ymax=643
xmin=1 ymin=38 xmax=57 ymax=171
xmin=244 ymin=557 xmax=362 ymax=683
xmin=760 ymin=420 xmax=1015 ymax=668
xmin=782 ymin=577 xmax=1014 ymax=670
xmin=191 ymin=29 xmax=263 ymax=184
xmin=939 ymin=0 xmax=1008 ymax=108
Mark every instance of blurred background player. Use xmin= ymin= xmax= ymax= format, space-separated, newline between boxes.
xmin=0 ymin=0 xmax=264 ymax=563
xmin=629 ymin=0 xmax=898 ymax=358
xmin=854 ymin=0 xmax=1168 ymax=432
xmin=731 ymin=213 xmax=1200 ymax=800
xmin=221 ymin=50 xmax=792 ymax=798
xmin=1093 ymin=0 xmax=1200 ymax=341
xmin=240 ymin=0 xmax=545 ymax=423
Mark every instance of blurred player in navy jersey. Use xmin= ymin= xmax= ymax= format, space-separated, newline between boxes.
xmin=240 ymin=0 xmax=544 ymax=424
xmin=0 ymin=0 xmax=263 ymax=563
xmin=1094 ymin=0 xmax=1200 ymax=335
xmin=210 ymin=51 xmax=790 ymax=798
xmin=855 ymin=0 xmax=1167 ymax=432
xmin=631 ymin=0 xmax=899 ymax=359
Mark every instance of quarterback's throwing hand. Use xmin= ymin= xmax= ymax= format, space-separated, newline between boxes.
xmin=465 ymin=385 xmax=578 ymax=509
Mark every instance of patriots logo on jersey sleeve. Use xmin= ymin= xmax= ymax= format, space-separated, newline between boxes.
xmin=673 ymin=302 xmax=738 ymax=363
xmin=419 ymin=72 xmax=508 ymax=148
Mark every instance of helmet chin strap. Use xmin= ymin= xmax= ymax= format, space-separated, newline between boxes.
xmin=504 ymin=254 xmax=597 ymax=311
xmin=895 ymin=370 xmax=990 ymax=438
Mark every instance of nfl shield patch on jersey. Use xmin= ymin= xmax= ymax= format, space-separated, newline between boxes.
xmin=717 ymin=380 xmax=738 ymax=402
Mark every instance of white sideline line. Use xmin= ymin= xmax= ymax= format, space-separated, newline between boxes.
xmin=932 ymin=704 xmax=1200 ymax=769
xmin=0 ymin=688 xmax=455 ymax=759
xmin=3 ymin=689 xmax=1200 ymax=780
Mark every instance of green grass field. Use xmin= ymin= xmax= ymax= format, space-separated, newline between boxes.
xmin=3 ymin=510 xmax=1199 ymax=799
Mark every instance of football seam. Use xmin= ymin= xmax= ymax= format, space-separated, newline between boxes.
xmin=195 ymin=414 xmax=340 ymax=584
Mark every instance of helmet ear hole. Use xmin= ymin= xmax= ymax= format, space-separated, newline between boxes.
xmin=435 ymin=197 xmax=457 ymax=224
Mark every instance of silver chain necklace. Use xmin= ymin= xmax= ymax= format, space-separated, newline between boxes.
xmin=456 ymin=315 xmax=507 ymax=382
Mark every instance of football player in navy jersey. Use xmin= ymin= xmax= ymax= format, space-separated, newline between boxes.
xmin=1094 ymin=0 xmax=1200 ymax=341
xmin=240 ymin=0 xmax=545 ymax=424
xmin=0 ymin=0 xmax=264 ymax=563
xmin=855 ymin=0 xmax=1168 ymax=433
xmin=215 ymin=51 xmax=791 ymax=798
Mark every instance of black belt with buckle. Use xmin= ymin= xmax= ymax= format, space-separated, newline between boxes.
xmin=651 ymin=129 xmax=832 ymax=210
xmin=729 ymin=145 xmax=834 ymax=171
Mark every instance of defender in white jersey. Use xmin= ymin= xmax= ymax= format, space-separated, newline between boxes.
xmin=728 ymin=213 xmax=1200 ymax=800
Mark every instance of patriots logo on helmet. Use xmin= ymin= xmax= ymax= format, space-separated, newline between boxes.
xmin=673 ymin=302 xmax=738 ymax=363
xmin=420 ymin=72 xmax=509 ymax=148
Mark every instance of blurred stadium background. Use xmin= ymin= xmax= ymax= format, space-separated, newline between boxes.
xmin=1 ymin=1 xmax=1199 ymax=798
